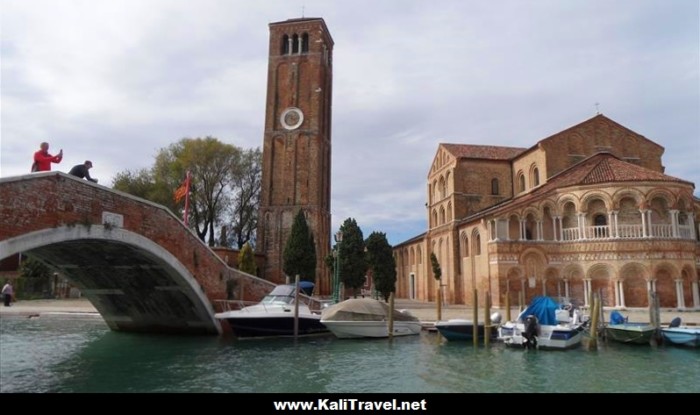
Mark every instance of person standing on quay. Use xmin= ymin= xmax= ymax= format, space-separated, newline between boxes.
xmin=33 ymin=142 xmax=63 ymax=172
xmin=2 ymin=281 xmax=14 ymax=307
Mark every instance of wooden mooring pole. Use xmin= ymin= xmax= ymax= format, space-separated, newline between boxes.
xmin=472 ymin=289 xmax=479 ymax=347
xmin=484 ymin=291 xmax=491 ymax=347
xmin=388 ymin=291 xmax=395 ymax=339
xmin=588 ymin=293 xmax=599 ymax=351
xmin=293 ymin=274 xmax=300 ymax=339
xmin=505 ymin=291 xmax=511 ymax=322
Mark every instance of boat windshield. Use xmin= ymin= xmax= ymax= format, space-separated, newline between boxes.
xmin=260 ymin=285 xmax=296 ymax=305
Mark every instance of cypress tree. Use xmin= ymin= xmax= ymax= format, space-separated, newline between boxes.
xmin=283 ymin=210 xmax=317 ymax=282
xmin=365 ymin=231 xmax=396 ymax=302
xmin=338 ymin=218 xmax=367 ymax=297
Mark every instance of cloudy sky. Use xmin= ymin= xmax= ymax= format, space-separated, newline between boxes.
xmin=2 ymin=0 xmax=698 ymax=245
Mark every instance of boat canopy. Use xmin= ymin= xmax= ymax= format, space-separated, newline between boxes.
xmin=610 ymin=310 xmax=627 ymax=325
xmin=517 ymin=296 xmax=560 ymax=326
xmin=266 ymin=281 xmax=315 ymax=298
xmin=321 ymin=298 xmax=419 ymax=322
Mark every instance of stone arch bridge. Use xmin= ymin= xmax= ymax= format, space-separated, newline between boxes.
xmin=0 ymin=172 xmax=276 ymax=334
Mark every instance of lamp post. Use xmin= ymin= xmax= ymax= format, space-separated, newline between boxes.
xmin=333 ymin=230 xmax=343 ymax=303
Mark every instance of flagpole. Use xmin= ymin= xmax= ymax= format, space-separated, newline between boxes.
xmin=183 ymin=170 xmax=191 ymax=226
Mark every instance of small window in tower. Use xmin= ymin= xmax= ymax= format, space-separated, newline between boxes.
xmin=302 ymin=33 xmax=309 ymax=53
xmin=281 ymin=35 xmax=289 ymax=55
xmin=292 ymin=34 xmax=299 ymax=54
xmin=491 ymin=178 xmax=499 ymax=195
xmin=533 ymin=168 xmax=540 ymax=186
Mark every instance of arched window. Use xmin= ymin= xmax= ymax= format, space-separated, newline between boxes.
xmin=594 ymin=214 xmax=607 ymax=238
xmin=439 ymin=206 xmax=446 ymax=225
xmin=533 ymin=168 xmax=540 ymax=186
xmin=281 ymin=35 xmax=290 ymax=55
xmin=447 ymin=202 xmax=453 ymax=222
xmin=292 ymin=34 xmax=299 ymax=53
xmin=518 ymin=173 xmax=526 ymax=193
xmin=432 ymin=209 xmax=438 ymax=228
xmin=301 ymin=33 xmax=309 ymax=53
xmin=491 ymin=178 xmax=499 ymax=195
xmin=474 ymin=233 xmax=481 ymax=255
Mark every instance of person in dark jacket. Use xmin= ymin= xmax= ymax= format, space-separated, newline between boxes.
xmin=68 ymin=160 xmax=98 ymax=183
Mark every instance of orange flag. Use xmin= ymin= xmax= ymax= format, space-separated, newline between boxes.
xmin=173 ymin=172 xmax=190 ymax=203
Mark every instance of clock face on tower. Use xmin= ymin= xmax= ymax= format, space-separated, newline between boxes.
xmin=280 ymin=107 xmax=304 ymax=130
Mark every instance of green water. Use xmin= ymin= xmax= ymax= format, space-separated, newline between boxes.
xmin=1 ymin=315 xmax=698 ymax=393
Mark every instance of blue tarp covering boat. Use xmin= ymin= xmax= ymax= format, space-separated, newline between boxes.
xmin=517 ymin=296 xmax=559 ymax=325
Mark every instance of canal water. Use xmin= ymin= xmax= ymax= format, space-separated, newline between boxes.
xmin=1 ymin=315 xmax=698 ymax=393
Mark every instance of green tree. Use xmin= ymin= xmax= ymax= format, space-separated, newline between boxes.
xmin=227 ymin=147 xmax=262 ymax=249
xmin=283 ymin=210 xmax=317 ymax=282
xmin=112 ymin=168 xmax=176 ymax=212
xmin=365 ymin=231 xmax=396 ymax=302
xmin=338 ymin=218 xmax=366 ymax=297
xmin=155 ymin=137 xmax=240 ymax=246
xmin=430 ymin=252 xmax=442 ymax=280
xmin=430 ymin=252 xmax=443 ymax=320
xmin=238 ymin=242 xmax=257 ymax=275
xmin=18 ymin=257 xmax=52 ymax=298
xmin=113 ymin=137 xmax=258 ymax=246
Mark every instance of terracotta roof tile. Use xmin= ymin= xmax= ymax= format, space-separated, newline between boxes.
xmin=466 ymin=152 xmax=690 ymax=221
xmin=441 ymin=144 xmax=526 ymax=160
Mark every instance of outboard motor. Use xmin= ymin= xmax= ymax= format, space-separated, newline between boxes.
xmin=522 ymin=315 xmax=539 ymax=349
xmin=669 ymin=317 xmax=682 ymax=328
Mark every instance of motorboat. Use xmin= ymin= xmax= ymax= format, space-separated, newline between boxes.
xmin=214 ymin=282 xmax=328 ymax=338
xmin=320 ymin=298 xmax=422 ymax=338
xmin=661 ymin=317 xmax=700 ymax=348
xmin=498 ymin=296 xmax=586 ymax=350
xmin=604 ymin=310 xmax=657 ymax=345
xmin=434 ymin=313 xmax=501 ymax=342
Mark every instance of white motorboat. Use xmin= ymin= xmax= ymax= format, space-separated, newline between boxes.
xmin=320 ymin=298 xmax=422 ymax=338
xmin=214 ymin=283 xmax=328 ymax=338
xmin=498 ymin=296 xmax=586 ymax=350
xmin=661 ymin=317 xmax=700 ymax=348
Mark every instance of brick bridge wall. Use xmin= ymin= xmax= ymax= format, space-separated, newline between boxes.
xmin=0 ymin=173 xmax=275 ymax=307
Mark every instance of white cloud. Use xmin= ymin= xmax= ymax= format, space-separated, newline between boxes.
xmin=2 ymin=0 xmax=698 ymax=246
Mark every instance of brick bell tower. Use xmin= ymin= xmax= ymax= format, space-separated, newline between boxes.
xmin=257 ymin=18 xmax=333 ymax=293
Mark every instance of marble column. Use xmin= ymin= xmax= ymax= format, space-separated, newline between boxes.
xmin=692 ymin=281 xmax=700 ymax=310
xmin=675 ymin=279 xmax=685 ymax=309
xmin=613 ymin=279 xmax=621 ymax=308
xmin=564 ymin=279 xmax=570 ymax=299
xmin=641 ymin=209 xmax=649 ymax=238
xmin=619 ymin=280 xmax=626 ymax=308
xmin=670 ymin=210 xmax=679 ymax=238
xmin=584 ymin=278 xmax=591 ymax=307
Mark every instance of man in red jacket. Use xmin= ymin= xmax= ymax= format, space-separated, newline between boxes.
xmin=33 ymin=142 xmax=63 ymax=171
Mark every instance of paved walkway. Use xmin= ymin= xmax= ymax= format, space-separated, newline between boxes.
xmin=2 ymin=298 xmax=699 ymax=326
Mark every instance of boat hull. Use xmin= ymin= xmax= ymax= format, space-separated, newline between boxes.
xmin=434 ymin=320 xmax=498 ymax=341
xmin=499 ymin=323 xmax=583 ymax=350
xmin=220 ymin=314 xmax=328 ymax=338
xmin=661 ymin=327 xmax=700 ymax=347
xmin=321 ymin=320 xmax=422 ymax=338
xmin=605 ymin=324 xmax=656 ymax=345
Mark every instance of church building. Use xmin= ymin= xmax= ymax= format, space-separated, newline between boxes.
xmin=394 ymin=115 xmax=700 ymax=310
